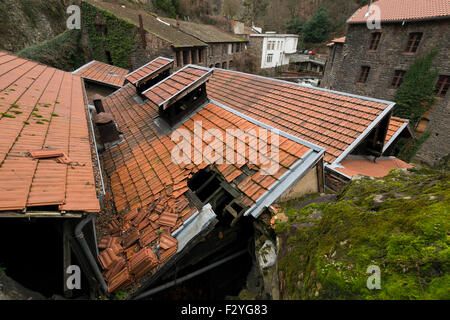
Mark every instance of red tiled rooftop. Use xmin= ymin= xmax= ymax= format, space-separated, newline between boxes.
xmin=73 ymin=60 xmax=129 ymax=88
xmin=207 ymin=69 xmax=392 ymax=164
xmin=143 ymin=65 xmax=212 ymax=108
xmin=0 ymin=52 xmax=99 ymax=213
xmin=347 ymin=0 xmax=450 ymax=24
xmin=385 ymin=116 xmax=409 ymax=145
xmin=334 ymin=157 xmax=413 ymax=178
xmin=98 ymin=83 xmax=321 ymax=291
xmin=125 ymin=57 xmax=174 ymax=86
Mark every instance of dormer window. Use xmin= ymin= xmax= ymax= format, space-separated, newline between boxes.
xmin=125 ymin=57 xmax=174 ymax=93
xmin=143 ymin=65 xmax=213 ymax=126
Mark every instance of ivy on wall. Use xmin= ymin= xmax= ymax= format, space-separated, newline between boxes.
xmin=81 ymin=2 xmax=137 ymax=69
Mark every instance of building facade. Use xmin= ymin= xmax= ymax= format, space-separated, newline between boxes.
xmin=249 ymin=33 xmax=299 ymax=69
xmin=321 ymin=0 xmax=450 ymax=166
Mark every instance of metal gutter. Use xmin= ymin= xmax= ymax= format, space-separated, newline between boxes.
xmin=82 ymin=79 xmax=106 ymax=197
xmin=332 ymin=103 xmax=395 ymax=166
xmin=75 ymin=214 xmax=109 ymax=295
xmin=382 ymin=121 xmax=409 ymax=153
xmin=72 ymin=60 xmax=97 ymax=75
xmin=244 ymin=148 xmax=324 ymax=218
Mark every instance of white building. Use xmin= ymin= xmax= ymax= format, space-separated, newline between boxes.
xmin=250 ymin=32 xmax=299 ymax=69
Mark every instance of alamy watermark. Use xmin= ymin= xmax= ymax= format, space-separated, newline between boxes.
xmin=366 ymin=265 xmax=381 ymax=290
xmin=366 ymin=4 xmax=381 ymax=30
xmin=67 ymin=5 xmax=81 ymax=30
xmin=66 ymin=265 xmax=81 ymax=290
xmin=171 ymin=121 xmax=280 ymax=175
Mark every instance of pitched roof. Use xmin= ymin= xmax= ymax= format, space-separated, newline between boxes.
xmin=328 ymin=36 xmax=346 ymax=46
xmin=73 ymin=60 xmax=129 ymax=88
xmin=161 ymin=17 xmax=246 ymax=43
xmin=84 ymin=0 xmax=206 ymax=48
xmin=125 ymin=57 xmax=174 ymax=86
xmin=143 ymin=65 xmax=212 ymax=108
xmin=0 ymin=52 xmax=99 ymax=213
xmin=347 ymin=0 xmax=450 ymax=24
xmin=384 ymin=116 xmax=412 ymax=152
xmin=333 ymin=157 xmax=413 ymax=178
xmin=98 ymin=83 xmax=323 ymax=291
xmin=207 ymin=69 xmax=394 ymax=164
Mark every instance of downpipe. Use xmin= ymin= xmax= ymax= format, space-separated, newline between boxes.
xmin=75 ymin=214 xmax=109 ymax=295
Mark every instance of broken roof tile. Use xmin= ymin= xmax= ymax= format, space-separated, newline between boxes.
xmin=159 ymin=234 xmax=178 ymax=250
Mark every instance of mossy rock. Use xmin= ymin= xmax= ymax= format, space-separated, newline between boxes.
xmin=278 ymin=169 xmax=450 ymax=300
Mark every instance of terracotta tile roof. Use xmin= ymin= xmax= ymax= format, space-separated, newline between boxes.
xmin=385 ymin=116 xmax=409 ymax=145
xmin=125 ymin=57 xmax=174 ymax=86
xmin=84 ymin=0 xmax=207 ymax=48
xmin=328 ymin=36 xmax=346 ymax=46
xmin=98 ymin=83 xmax=322 ymax=291
xmin=73 ymin=60 xmax=129 ymax=88
xmin=0 ymin=51 xmax=100 ymax=213
xmin=334 ymin=157 xmax=413 ymax=178
xmin=143 ymin=65 xmax=212 ymax=109
xmin=207 ymin=69 xmax=393 ymax=164
xmin=347 ymin=0 xmax=450 ymax=24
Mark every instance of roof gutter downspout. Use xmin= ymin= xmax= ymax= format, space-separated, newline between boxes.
xmin=75 ymin=214 xmax=108 ymax=295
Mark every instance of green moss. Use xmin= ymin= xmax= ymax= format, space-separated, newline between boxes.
xmin=23 ymin=121 xmax=30 ymax=125
xmin=36 ymin=121 xmax=44 ymax=124
xmin=1 ymin=113 xmax=16 ymax=118
xmin=278 ymin=169 xmax=450 ymax=300
xmin=32 ymin=113 xmax=42 ymax=118
xmin=33 ymin=107 xmax=39 ymax=111
xmin=51 ymin=113 xmax=59 ymax=117
xmin=11 ymin=104 xmax=19 ymax=108
xmin=81 ymin=2 xmax=137 ymax=69
xmin=18 ymin=29 xmax=85 ymax=71
xmin=12 ymin=110 xmax=22 ymax=114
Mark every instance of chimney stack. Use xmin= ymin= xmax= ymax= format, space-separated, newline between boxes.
xmin=93 ymin=98 xmax=105 ymax=114
xmin=94 ymin=112 xmax=122 ymax=144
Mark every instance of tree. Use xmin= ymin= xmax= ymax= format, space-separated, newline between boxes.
xmin=152 ymin=0 xmax=180 ymax=18
xmin=242 ymin=0 xmax=268 ymax=24
xmin=285 ymin=17 xmax=304 ymax=34
xmin=394 ymin=49 xmax=438 ymax=126
xmin=222 ymin=0 xmax=241 ymax=18
xmin=302 ymin=6 xmax=331 ymax=43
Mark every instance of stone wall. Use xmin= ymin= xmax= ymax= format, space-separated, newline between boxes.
xmin=321 ymin=19 xmax=450 ymax=165
xmin=206 ymin=42 xmax=246 ymax=70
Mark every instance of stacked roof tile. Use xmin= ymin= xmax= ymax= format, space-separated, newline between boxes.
xmin=125 ymin=57 xmax=174 ymax=86
xmin=0 ymin=52 xmax=99 ymax=213
xmin=347 ymin=0 xmax=450 ymax=24
xmin=207 ymin=69 xmax=393 ymax=164
xmin=143 ymin=65 xmax=212 ymax=108
xmin=73 ymin=60 xmax=129 ymax=88
xmin=98 ymin=81 xmax=321 ymax=291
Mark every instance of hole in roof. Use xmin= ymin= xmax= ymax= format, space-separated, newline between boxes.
xmin=108 ymin=71 xmax=118 ymax=77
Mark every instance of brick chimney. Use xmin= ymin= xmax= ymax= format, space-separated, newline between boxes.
xmin=94 ymin=112 xmax=122 ymax=144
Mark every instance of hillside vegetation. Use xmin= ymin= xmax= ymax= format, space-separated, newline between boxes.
xmin=275 ymin=168 xmax=449 ymax=299
xmin=0 ymin=0 xmax=67 ymax=52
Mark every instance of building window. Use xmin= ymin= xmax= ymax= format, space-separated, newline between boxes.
xmin=236 ymin=43 xmax=240 ymax=53
xmin=271 ymin=41 xmax=275 ymax=50
xmin=266 ymin=54 xmax=273 ymax=63
xmin=435 ymin=75 xmax=449 ymax=97
xmin=266 ymin=41 xmax=271 ymax=50
xmin=405 ymin=32 xmax=423 ymax=53
xmin=198 ymin=49 xmax=203 ymax=63
xmin=215 ymin=63 xmax=220 ymax=68
xmin=391 ymin=70 xmax=406 ymax=89
xmin=369 ymin=32 xmax=381 ymax=50
xmin=229 ymin=60 xmax=233 ymax=68
xmin=357 ymin=66 xmax=370 ymax=83
xmin=222 ymin=62 xmax=227 ymax=69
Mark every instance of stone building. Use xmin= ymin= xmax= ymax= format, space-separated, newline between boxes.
xmin=160 ymin=17 xmax=248 ymax=70
xmin=83 ymin=0 xmax=207 ymax=70
xmin=321 ymin=0 xmax=450 ymax=166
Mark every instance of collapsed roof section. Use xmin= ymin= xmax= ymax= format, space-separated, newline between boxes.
xmin=125 ymin=57 xmax=174 ymax=87
xmin=73 ymin=60 xmax=129 ymax=88
xmin=0 ymin=52 xmax=100 ymax=214
xmin=98 ymin=78 xmax=324 ymax=292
